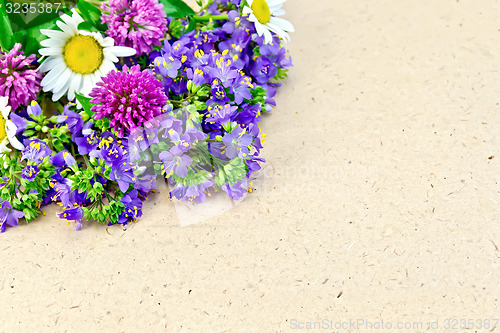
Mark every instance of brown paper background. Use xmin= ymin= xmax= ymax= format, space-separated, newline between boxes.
xmin=1 ymin=0 xmax=499 ymax=332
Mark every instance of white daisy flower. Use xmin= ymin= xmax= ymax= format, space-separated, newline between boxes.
xmin=0 ymin=96 xmax=24 ymax=155
xmin=243 ymin=0 xmax=295 ymax=44
xmin=38 ymin=9 xmax=136 ymax=102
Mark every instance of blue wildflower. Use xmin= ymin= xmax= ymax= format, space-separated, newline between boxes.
xmin=109 ymin=160 xmax=136 ymax=193
xmin=21 ymin=165 xmax=40 ymax=181
xmin=21 ymin=139 xmax=52 ymax=163
xmin=74 ymin=126 xmax=98 ymax=155
xmin=117 ymin=190 xmax=143 ymax=225
xmin=222 ymin=178 xmax=248 ymax=200
xmin=0 ymin=201 xmax=24 ymax=233
xmin=206 ymin=104 xmax=237 ymax=125
xmin=169 ymin=179 xmax=214 ymax=203
xmin=50 ymin=150 xmax=77 ymax=170
xmin=231 ymin=72 xmax=253 ymax=104
xmin=222 ymin=126 xmax=253 ymax=159
xmin=159 ymin=145 xmax=193 ymax=178
xmin=250 ymin=56 xmax=278 ymax=84
xmin=27 ymin=100 xmax=43 ymax=117
xmin=59 ymin=207 xmax=83 ymax=230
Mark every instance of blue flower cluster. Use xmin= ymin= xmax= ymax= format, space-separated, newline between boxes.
xmin=147 ymin=9 xmax=292 ymax=201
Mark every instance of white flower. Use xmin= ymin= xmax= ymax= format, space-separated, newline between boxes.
xmin=243 ymin=0 xmax=295 ymax=44
xmin=0 ymin=96 xmax=24 ymax=155
xmin=38 ymin=9 xmax=136 ymax=102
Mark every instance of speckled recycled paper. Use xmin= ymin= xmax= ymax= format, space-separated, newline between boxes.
xmin=1 ymin=0 xmax=499 ymax=332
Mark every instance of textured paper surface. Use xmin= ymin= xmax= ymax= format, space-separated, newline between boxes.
xmin=1 ymin=0 xmax=499 ymax=332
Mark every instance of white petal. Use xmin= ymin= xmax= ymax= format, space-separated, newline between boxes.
xmin=107 ymin=46 xmax=136 ymax=57
xmin=101 ymin=37 xmax=115 ymax=47
xmin=242 ymin=6 xmax=253 ymax=14
xmin=60 ymin=11 xmax=82 ymax=27
xmin=56 ymin=20 xmax=73 ymax=35
xmin=80 ymin=75 xmax=94 ymax=97
xmin=247 ymin=13 xmax=259 ymax=24
xmin=0 ymin=96 xmax=8 ymax=112
xmin=99 ymin=59 xmax=116 ymax=76
xmin=254 ymin=22 xmax=267 ymax=37
xmin=38 ymin=56 xmax=63 ymax=73
xmin=1 ymin=102 xmax=11 ymax=119
xmin=52 ymin=85 xmax=68 ymax=102
xmin=69 ymin=8 xmax=84 ymax=24
xmin=40 ymin=29 xmax=67 ymax=40
xmin=269 ymin=16 xmax=295 ymax=32
xmin=0 ymin=138 xmax=11 ymax=155
xmin=40 ymin=38 xmax=65 ymax=48
xmin=53 ymin=66 xmax=73 ymax=93
xmin=89 ymin=31 xmax=105 ymax=44
xmin=267 ymin=0 xmax=286 ymax=6
xmin=263 ymin=28 xmax=273 ymax=44
xmin=68 ymin=73 xmax=83 ymax=100
xmin=41 ymin=61 xmax=67 ymax=90
xmin=39 ymin=47 xmax=63 ymax=56
xmin=103 ymin=49 xmax=118 ymax=63
xmin=266 ymin=22 xmax=290 ymax=42
xmin=270 ymin=8 xmax=285 ymax=16
xmin=5 ymin=121 xmax=24 ymax=150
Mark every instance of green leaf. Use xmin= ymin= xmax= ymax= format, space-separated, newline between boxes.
xmin=76 ymin=0 xmax=106 ymax=31
xmin=0 ymin=0 xmax=15 ymax=51
xmin=185 ymin=16 xmax=197 ymax=34
xmin=159 ymin=0 xmax=195 ymax=18
xmin=75 ymin=93 xmax=94 ymax=117
xmin=77 ymin=21 xmax=98 ymax=32
xmin=12 ymin=17 xmax=60 ymax=56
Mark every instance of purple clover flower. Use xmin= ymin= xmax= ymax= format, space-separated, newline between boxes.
xmin=101 ymin=0 xmax=168 ymax=55
xmin=0 ymin=201 xmax=24 ymax=233
xmin=90 ymin=65 xmax=168 ymax=138
xmin=0 ymin=43 xmax=42 ymax=111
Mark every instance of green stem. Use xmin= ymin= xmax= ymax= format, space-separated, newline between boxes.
xmin=82 ymin=155 xmax=95 ymax=173
xmin=198 ymin=0 xmax=215 ymax=11
xmin=192 ymin=14 xmax=229 ymax=22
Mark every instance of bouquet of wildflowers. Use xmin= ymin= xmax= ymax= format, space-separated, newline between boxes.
xmin=0 ymin=0 xmax=293 ymax=232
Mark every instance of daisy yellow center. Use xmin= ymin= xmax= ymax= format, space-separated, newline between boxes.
xmin=0 ymin=113 xmax=6 ymax=142
xmin=251 ymin=0 xmax=271 ymax=24
xmin=63 ymin=35 xmax=104 ymax=75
